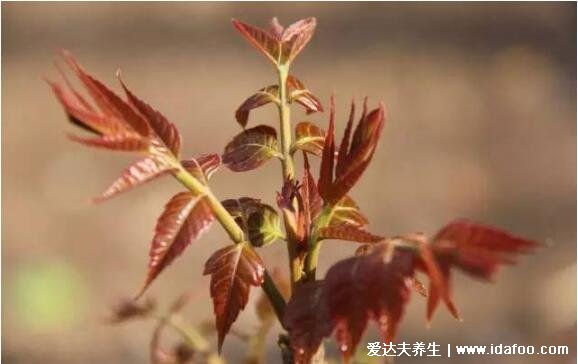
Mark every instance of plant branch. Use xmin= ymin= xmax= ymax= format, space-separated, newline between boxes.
xmin=276 ymin=64 xmax=303 ymax=287
xmin=168 ymin=160 xmax=287 ymax=325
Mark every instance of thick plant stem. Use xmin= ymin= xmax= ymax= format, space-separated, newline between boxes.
xmin=170 ymin=163 xmax=287 ymax=325
xmin=276 ymin=65 xmax=302 ymax=287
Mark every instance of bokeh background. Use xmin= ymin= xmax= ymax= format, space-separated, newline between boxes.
xmin=2 ymin=2 xmax=576 ymax=363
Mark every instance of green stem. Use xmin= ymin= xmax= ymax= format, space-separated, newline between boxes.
xmin=303 ymin=205 xmax=333 ymax=280
xmin=276 ymin=65 xmax=302 ymax=286
xmin=169 ymin=161 xmax=286 ymax=324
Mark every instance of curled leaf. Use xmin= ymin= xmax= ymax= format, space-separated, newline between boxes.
xmin=235 ymin=85 xmax=279 ymax=128
xmin=287 ymin=75 xmax=324 ymax=114
xmin=293 ymin=121 xmax=325 ymax=156
xmin=222 ymin=198 xmax=283 ymax=247
xmin=181 ymin=154 xmax=222 ymax=184
xmin=223 ymin=125 xmax=281 ymax=172
xmin=327 ymin=195 xmax=368 ymax=228
xmin=138 ymin=193 xmax=215 ymax=297
xmin=203 ymin=243 xmax=265 ymax=352
xmin=96 ymin=156 xmax=175 ymax=202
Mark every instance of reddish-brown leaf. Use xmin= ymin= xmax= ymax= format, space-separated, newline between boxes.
xmin=318 ymin=225 xmax=383 ymax=243
xmin=223 ymin=125 xmax=281 ymax=172
xmin=119 ymin=75 xmax=182 ymax=156
xmin=324 ymin=247 xmax=415 ymax=361
xmin=327 ymin=195 xmax=368 ymax=228
xmin=280 ymin=18 xmax=316 ymax=64
xmin=287 ymin=75 xmax=324 ymax=114
xmin=181 ymin=154 xmax=222 ymax=184
xmin=232 ymin=19 xmax=281 ymax=65
xmin=96 ymin=156 xmax=175 ymax=202
xmin=329 ymin=104 xmax=385 ymax=203
xmin=68 ymin=132 xmax=149 ymax=152
xmin=284 ymin=281 xmax=333 ymax=364
xmin=203 ymin=243 xmax=265 ymax=352
xmin=293 ymin=121 xmax=325 ymax=156
xmin=107 ymin=297 xmax=156 ymax=324
xmin=235 ymin=85 xmax=279 ymax=128
xmin=300 ymin=153 xmax=323 ymax=226
xmin=426 ymin=220 xmax=539 ymax=321
xmin=137 ymin=193 xmax=215 ymax=297
xmin=232 ymin=18 xmax=316 ymax=66
xmin=318 ymin=95 xmax=336 ymax=201
xmin=61 ymin=50 xmax=151 ymax=137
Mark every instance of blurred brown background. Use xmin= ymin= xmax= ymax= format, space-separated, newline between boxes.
xmin=2 ymin=2 xmax=576 ymax=363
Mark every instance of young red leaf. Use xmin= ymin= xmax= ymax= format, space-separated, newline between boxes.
xmin=96 ymin=156 xmax=175 ymax=202
xmin=232 ymin=18 xmax=316 ymax=66
xmin=232 ymin=19 xmax=281 ymax=66
xmin=137 ymin=192 xmax=215 ymax=297
xmin=235 ymin=85 xmax=279 ymax=128
xmin=426 ymin=220 xmax=539 ymax=321
xmin=203 ymin=243 xmax=265 ymax=352
xmin=181 ymin=153 xmax=222 ymax=184
xmin=319 ymin=99 xmax=385 ymax=204
xmin=279 ymin=18 xmax=316 ymax=64
xmin=293 ymin=121 xmax=325 ymax=156
xmin=287 ymin=75 xmax=324 ymax=114
xmin=68 ymin=132 xmax=149 ymax=152
xmin=300 ymin=153 xmax=323 ymax=228
xmin=284 ymin=281 xmax=333 ymax=364
xmin=318 ymin=95 xmax=336 ymax=202
xmin=324 ymin=247 xmax=415 ymax=361
xmin=61 ymin=50 xmax=151 ymax=137
xmin=318 ymin=225 xmax=383 ymax=243
xmin=326 ymin=195 xmax=369 ymax=228
xmin=222 ymin=125 xmax=281 ymax=172
xmin=119 ymin=75 xmax=182 ymax=156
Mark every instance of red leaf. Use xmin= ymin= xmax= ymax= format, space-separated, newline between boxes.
xmin=426 ymin=220 xmax=539 ymax=321
xmin=300 ymin=153 xmax=323 ymax=226
xmin=327 ymin=195 xmax=368 ymax=228
xmin=181 ymin=153 xmax=222 ymax=184
xmin=318 ymin=225 xmax=383 ymax=243
xmin=232 ymin=19 xmax=280 ymax=65
xmin=284 ymin=281 xmax=333 ymax=364
xmin=232 ymin=18 xmax=316 ymax=66
xmin=61 ymin=50 xmax=151 ymax=137
xmin=329 ymin=104 xmax=385 ymax=203
xmin=203 ymin=243 xmax=265 ymax=352
xmin=96 ymin=156 xmax=175 ymax=202
xmin=293 ymin=121 xmax=325 ymax=156
xmin=119 ymin=75 xmax=182 ymax=156
xmin=324 ymin=247 xmax=415 ymax=361
xmin=280 ymin=18 xmax=316 ymax=64
xmin=287 ymin=75 xmax=324 ymax=114
xmin=223 ymin=125 xmax=281 ymax=172
xmin=137 ymin=193 xmax=215 ymax=297
xmin=318 ymin=95 xmax=336 ymax=201
xmin=235 ymin=85 xmax=278 ymax=128
xmin=68 ymin=132 xmax=148 ymax=151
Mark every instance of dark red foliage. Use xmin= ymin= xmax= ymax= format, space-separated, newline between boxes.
xmin=203 ymin=244 xmax=265 ymax=352
xmin=138 ymin=193 xmax=215 ymax=298
xmin=319 ymin=98 xmax=386 ymax=204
